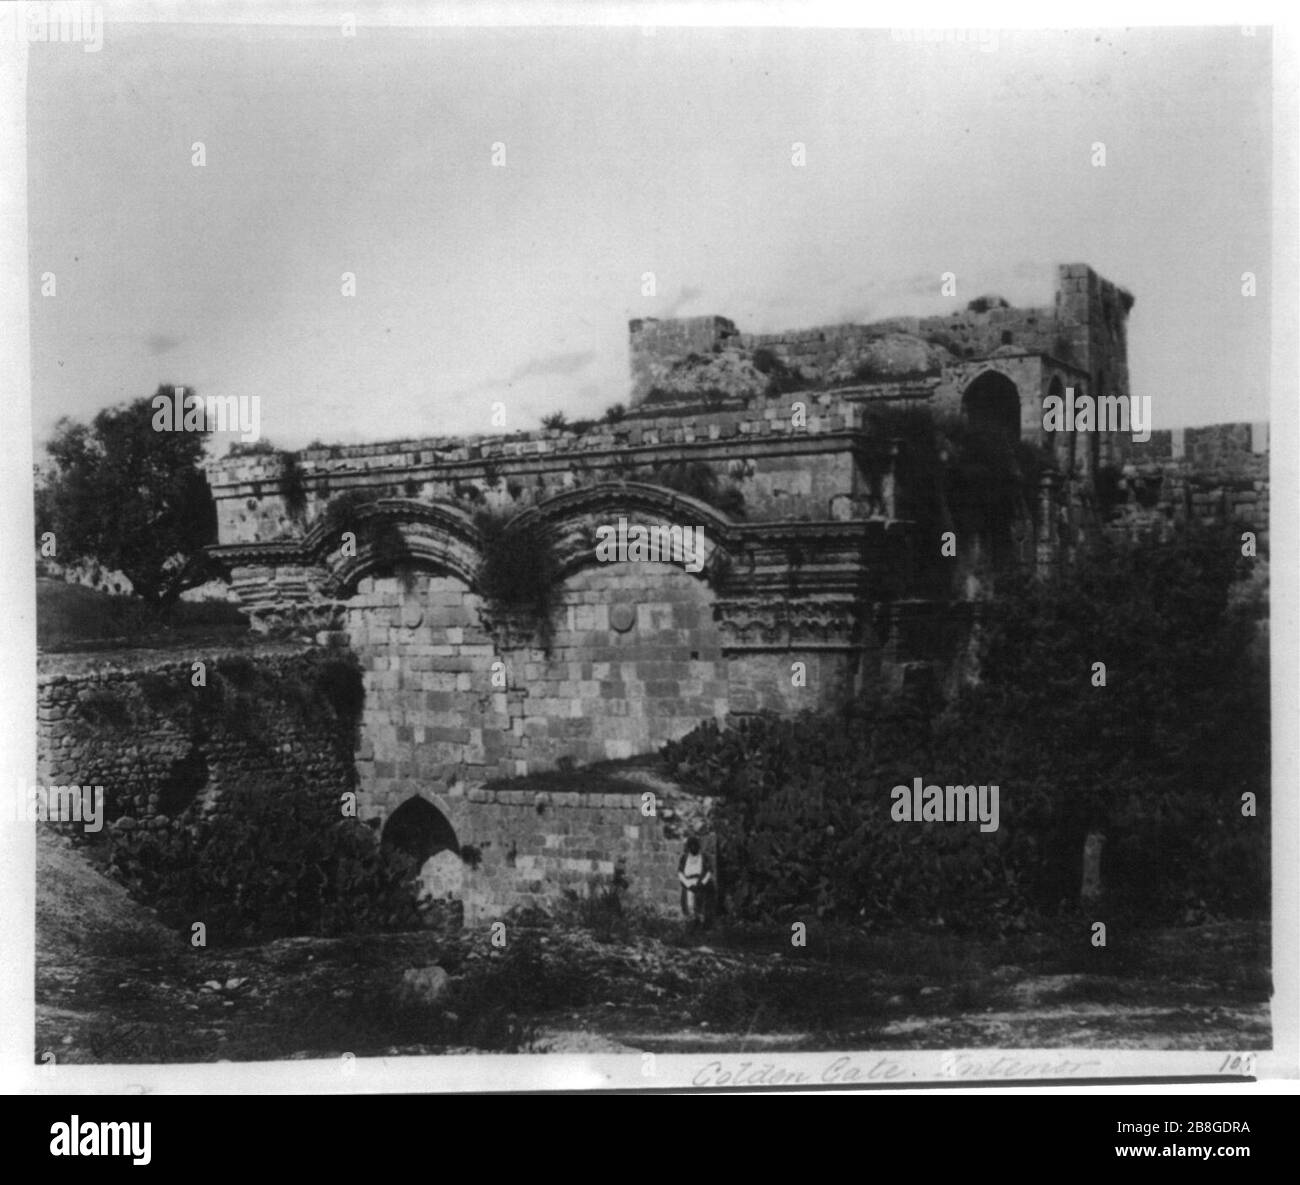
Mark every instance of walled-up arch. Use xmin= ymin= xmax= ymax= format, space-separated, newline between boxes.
xmin=512 ymin=481 xmax=739 ymax=586
xmin=311 ymin=499 xmax=481 ymax=596
xmin=291 ymin=484 xmax=742 ymax=604
xmin=962 ymin=370 xmax=1022 ymax=440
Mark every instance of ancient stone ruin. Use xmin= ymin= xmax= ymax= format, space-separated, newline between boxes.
xmin=39 ymin=264 xmax=1267 ymax=921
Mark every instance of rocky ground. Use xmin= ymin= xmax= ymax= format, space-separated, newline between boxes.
xmin=36 ymin=833 xmax=1271 ymax=1063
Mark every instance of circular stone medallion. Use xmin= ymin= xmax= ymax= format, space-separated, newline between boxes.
xmin=609 ymin=602 xmax=636 ymax=633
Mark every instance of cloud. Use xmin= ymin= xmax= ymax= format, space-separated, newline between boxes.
xmin=507 ymin=349 xmax=596 ymax=383
xmin=145 ymin=333 xmax=182 ymax=356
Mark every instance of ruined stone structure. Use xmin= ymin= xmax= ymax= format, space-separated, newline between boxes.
xmin=630 ymin=263 xmax=1134 ymax=428
xmin=35 ymin=651 xmax=713 ymax=923
xmin=192 ymin=262 xmax=1267 ymax=918
xmin=1120 ymin=422 xmax=1269 ymax=547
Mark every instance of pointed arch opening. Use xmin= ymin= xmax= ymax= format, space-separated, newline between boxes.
xmin=381 ymin=795 xmax=460 ymax=865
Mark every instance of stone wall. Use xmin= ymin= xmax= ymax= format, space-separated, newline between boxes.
xmin=36 ymin=649 xmax=360 ymax=834
xmin=732 ymin=304 xmax=1060 ymax=385
xmin=631 ymin=264 xmax=1132 ymax=401
xmin=207 ymin=387 xmax=905 ymax=549
xmin=206 ymin=386 xmax=916 ymax=808
xmin=348 ymin=564 xmax=725 ymax=804
xmin=35 ymin=649 xmax=715 ymax=921
xmin=1117 ymin=423 xmax=1269 ymax=547
xmin=1053 ymin=263 xmax=1135 ymax=412
xmin=347 ymin=560 xmax=870 ymax=819
xmin=629 ymin=315 xmax=738 ymax=404
xmin=426 ymin=775 xmax=714 ymax=923
xmin=1128 ymin=423 xmax=1269 ymax=471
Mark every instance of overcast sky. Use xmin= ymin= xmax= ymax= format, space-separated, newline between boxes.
xmin=26 ymin=20 xmax=1272 ymax=450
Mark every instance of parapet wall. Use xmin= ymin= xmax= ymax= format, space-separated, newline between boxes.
xmin=1127 ymin=423 xmax=1269 ymax=472
xmin=433 ymin=776 xmax=714 ymax=922
xmin=1116 ymin=423 xmax=1269 ymax=546
xmin=208 ymin=386 xmax=922 ymax=549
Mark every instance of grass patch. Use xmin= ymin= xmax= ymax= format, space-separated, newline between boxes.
xmin=38 ymin=578 xmax=247 ymax=652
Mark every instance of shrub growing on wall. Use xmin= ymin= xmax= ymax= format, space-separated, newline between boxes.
xmin=322 ymin=491 xmax=414 ymax=587
xmin=752 ymin=347 xmax=806 ymax=396
xmin=473 ymin=508 xmax=561 ymax=648
xmin=281 ymin=451 xmax=308 ymax=522
xmin=649 ymin=460 xmax=745 ymax=519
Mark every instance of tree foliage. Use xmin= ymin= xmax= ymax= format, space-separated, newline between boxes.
xmin=35 ymin=388 xmax=219 ymax=605
xmin=663 ymin=523 xmax=1269 ymax=928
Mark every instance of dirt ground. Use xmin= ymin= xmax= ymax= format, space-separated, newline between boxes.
xmin=35 ymin=833 xmax=1271 ymax=1062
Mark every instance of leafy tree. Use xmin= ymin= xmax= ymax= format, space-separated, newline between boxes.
xmin=664 ymin=523 xmax=1268 ymax=927
xmin=35 ymin=387 xmax=219 ymax=605
xmin=964 ymin=521 xmax=1268 ymax=919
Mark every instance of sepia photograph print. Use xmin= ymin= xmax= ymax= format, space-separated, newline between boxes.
xmin=1 ymin=2 xmax=1295 ymax=1101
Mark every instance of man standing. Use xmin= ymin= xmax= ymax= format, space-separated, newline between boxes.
xmin=678 ymin=836 xmax=714 ymax=926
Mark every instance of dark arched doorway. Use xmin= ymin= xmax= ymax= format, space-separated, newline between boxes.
xmin=383 ymin=796 xmax=465 ymax=929
xmin=962 ymin=370 xmax=1021 ymax=439
xmin=382 ymin=796 xmax=459 ymax=865
xmin=955 ymin=370 xmax=1027 ymax=579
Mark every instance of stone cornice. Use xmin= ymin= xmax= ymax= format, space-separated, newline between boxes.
xmin=205 ymin=429 xmax=896 ymax=498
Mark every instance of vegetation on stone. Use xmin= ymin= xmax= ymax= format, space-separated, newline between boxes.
xmin=472 ymin=506 xmax=562 ymax=645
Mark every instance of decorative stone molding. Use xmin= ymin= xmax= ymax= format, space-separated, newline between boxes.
xmin=713 ymin=595 xmax=868 ymax=651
